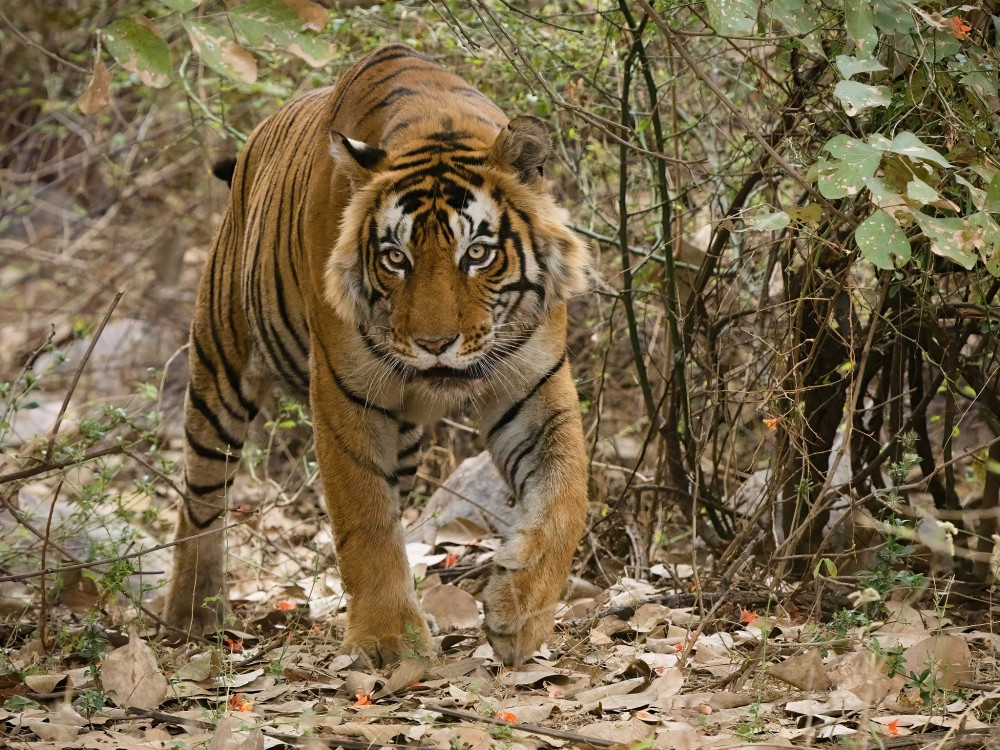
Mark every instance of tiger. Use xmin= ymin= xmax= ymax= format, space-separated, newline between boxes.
xmin=163 ymin=43 xmax=591 ymax=667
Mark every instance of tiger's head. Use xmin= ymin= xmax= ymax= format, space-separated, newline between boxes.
xmin=324 ymin=117 xmax=589 ymax=393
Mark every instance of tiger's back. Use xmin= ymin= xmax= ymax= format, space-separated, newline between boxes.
xmin=166 ymin=45 xmax=591 ymax=667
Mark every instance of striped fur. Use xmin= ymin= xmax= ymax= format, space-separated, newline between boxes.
xmin=164 ymin=45 xmax=591 ymax=666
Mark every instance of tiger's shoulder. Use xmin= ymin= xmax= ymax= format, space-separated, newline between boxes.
xmin=216 ymin=45 xmax=507 ymax=194
xmin=326 ymin=44 xmax=508 ymax=152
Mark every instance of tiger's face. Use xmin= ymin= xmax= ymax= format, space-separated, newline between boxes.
xmin=325 ymin=118 xmax=589 ymax=394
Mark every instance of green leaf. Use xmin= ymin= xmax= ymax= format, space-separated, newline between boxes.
xmin=706 ymin=0 xmax=758 ymax=36
xmin=786 ymin=203 xmax=823 ymax=225
xmin=814 ymin=557 xmax=838 ymax=577
xmin=817 ymin=135 xmax=883 ymax=198
xmin=745 ymin=210 xmax=790 ymax=231
xmin=905 ymin=177 xmax=938 ymax=205
xmin=871 ymin=0 xmax=914 ymax=33
xmin=833 ymin=80 xmax=891 ymax=115
xmin=229 ymin=0 xmax=335 ymax=68
xmin=184 ymin=21 xmax=258 ymax=84
xmin=961 ymin=72 xmax=999 ymax=101
xmin=768 ymin=0 xmax=825 ymax=57
xmin=103 ymin=18 xmax=172 ymax=88
xmin=855 ymin=210 xmax=910 ymax=269
xmin=913 ymin=212 xmax=977 ymax=269
xmin=875 ymin=132 xmax=951 ymax=169
xmin=968 ymin=212 xmax=1000 ymax=276
xmin=928 ymin=29 xmax=960 ymax=63
xmin=835 ymin=55 xmax=887 ymax=79
xmin=985 ymin=170 xmax=1000 ymax=213
xmin=159 ymin=0 xmax=202 ymax=10
xmin=845 ymin=0 xmax=878 ymax=56
xmin=863 ymin=175 xmax=901 ymax=204
xmin=954 ymin=174 xmax=986 ymax=210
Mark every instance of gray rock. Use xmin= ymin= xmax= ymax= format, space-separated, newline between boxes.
xmin=406 ymin=450 xmax=519 ymax=544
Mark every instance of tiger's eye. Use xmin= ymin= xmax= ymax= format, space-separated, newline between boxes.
xmin=388 ymin=249 xmax=406 ymax=265
xmin=467 ymin=244 xmax=487 ymax=261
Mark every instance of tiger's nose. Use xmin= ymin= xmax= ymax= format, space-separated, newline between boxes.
xmin=415 ymin=336 xmax=457 ymax=355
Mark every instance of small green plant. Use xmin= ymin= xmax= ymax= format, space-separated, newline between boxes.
xmin=402 ymin=622 xmax=425 ymax=659
xmin=478 ymin=697 xmax=497 ymax=717
xmin=77 ymin=688 xmax=112 ymax=719
xmin=734 ymin=702 xmax=769 ymax=740
xmin=849 ymin=432 xmax=925 ymax=620
xmin=829 ymin=607 xmax=870 ymax=639
xmin=905 ymin=666 xmax=945 ymax=709
xmin=68 ymin=611 xmax=113 ymax=719
xmin=489 ymin=724 xmax=515 ymax=742
xmin=869 ymin=637 xmax=907 ymax=678
xmin=3 ymin=695 xmax=43 ymax=711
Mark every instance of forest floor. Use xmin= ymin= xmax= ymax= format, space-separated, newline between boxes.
xmin=1 ymin=350 xmax=999 ymax=749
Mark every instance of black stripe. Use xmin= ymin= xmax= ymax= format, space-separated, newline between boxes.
xmin=359 ymin=86 xmax=420 ymax=124
xmin=498 ymin=278 xmax=545 ymax=297
xmin=516 ymin=469 xmax=537 ymax=501
xmin=185 ymin=427 xmax=240 ymax=460
xmin=395 ymin=140 xmax=479 ymax=161
xmin=186 ymin=476 xmax=232 ymax=496
xmin=318 ymin=340 xmax=399 ymax=418
xmin=382 ymin=119 xmax=415 ymax=144
xmin=319 ymin=413 xmax=394 ymax=485
xmin=187 ymin=386 xmax=244 ymax=448
xmin=191 ymin=336 xmax=251 ymax=425
xmin=187 ymin=508 xmax=224 ymax=530
xmin=502 ymin=407 xmax=570 ymax=479
xmin=487 ymin=352 xmax=567 ymax=441
xmin=397 ymin=441 xmax=421 ymax=459
xmin=514 ymin=411 xmax=576 ymax=496
xmin=369 ymin=63 xmax=430 ymax=91
xmin=396 ymin=466 xmax=417 ymax=477
xmin=329 ymin=47 xmax=424 ymax=122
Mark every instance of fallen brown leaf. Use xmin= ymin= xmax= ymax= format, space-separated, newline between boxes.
xmin=100 ymin=627 xmax=168 ymax=710
xmin=422 ymin=584 xmax=480 ymax=630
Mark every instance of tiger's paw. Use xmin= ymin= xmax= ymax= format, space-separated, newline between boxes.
xmin=340 ymin=609 xmax=432 ymax=668
xmin=482 ymin=565 xmax=557 ymax=666
xmin=483 ymin=606 xmax=553 ymax=667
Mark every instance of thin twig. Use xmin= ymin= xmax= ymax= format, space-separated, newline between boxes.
xmin=571 ymin=224 xmax=702 ymax=271
xmin=45 ymin=290 xmax=124 ymax=460
xmin=428 ymin=705 xmax=614 ymax=747
xmin=0 ymin=444 xmax=127 ymax=484
xmin=470 ymin=0 xmax=690 ymax=165
xmin=0 ymin=9 xmax=88 ymax=73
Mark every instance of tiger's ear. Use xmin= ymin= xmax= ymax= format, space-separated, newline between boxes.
xmin=489 ymin=116 xmax=551 ymax=182
xmin=329 ymin=131 xmax=386 ymax=185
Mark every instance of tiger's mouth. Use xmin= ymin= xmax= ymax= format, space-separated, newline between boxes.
xmin=412 ymin=363 xmax=489 ymax=380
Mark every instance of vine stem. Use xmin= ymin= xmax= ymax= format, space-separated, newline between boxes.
xmin=617 ymin=17 xmax=657 ymax=428
xmin=39 ymin=479 xmax=65 ymax=653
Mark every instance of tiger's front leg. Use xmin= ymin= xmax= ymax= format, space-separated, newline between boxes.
xmin=483 ymin=355 xmax=588 ymax=665
xmin=309 ymin=349 xmax=430 ymax=666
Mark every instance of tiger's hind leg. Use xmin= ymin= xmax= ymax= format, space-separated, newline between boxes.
xmin=162 ymin=309 xmax=269 ymax=639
